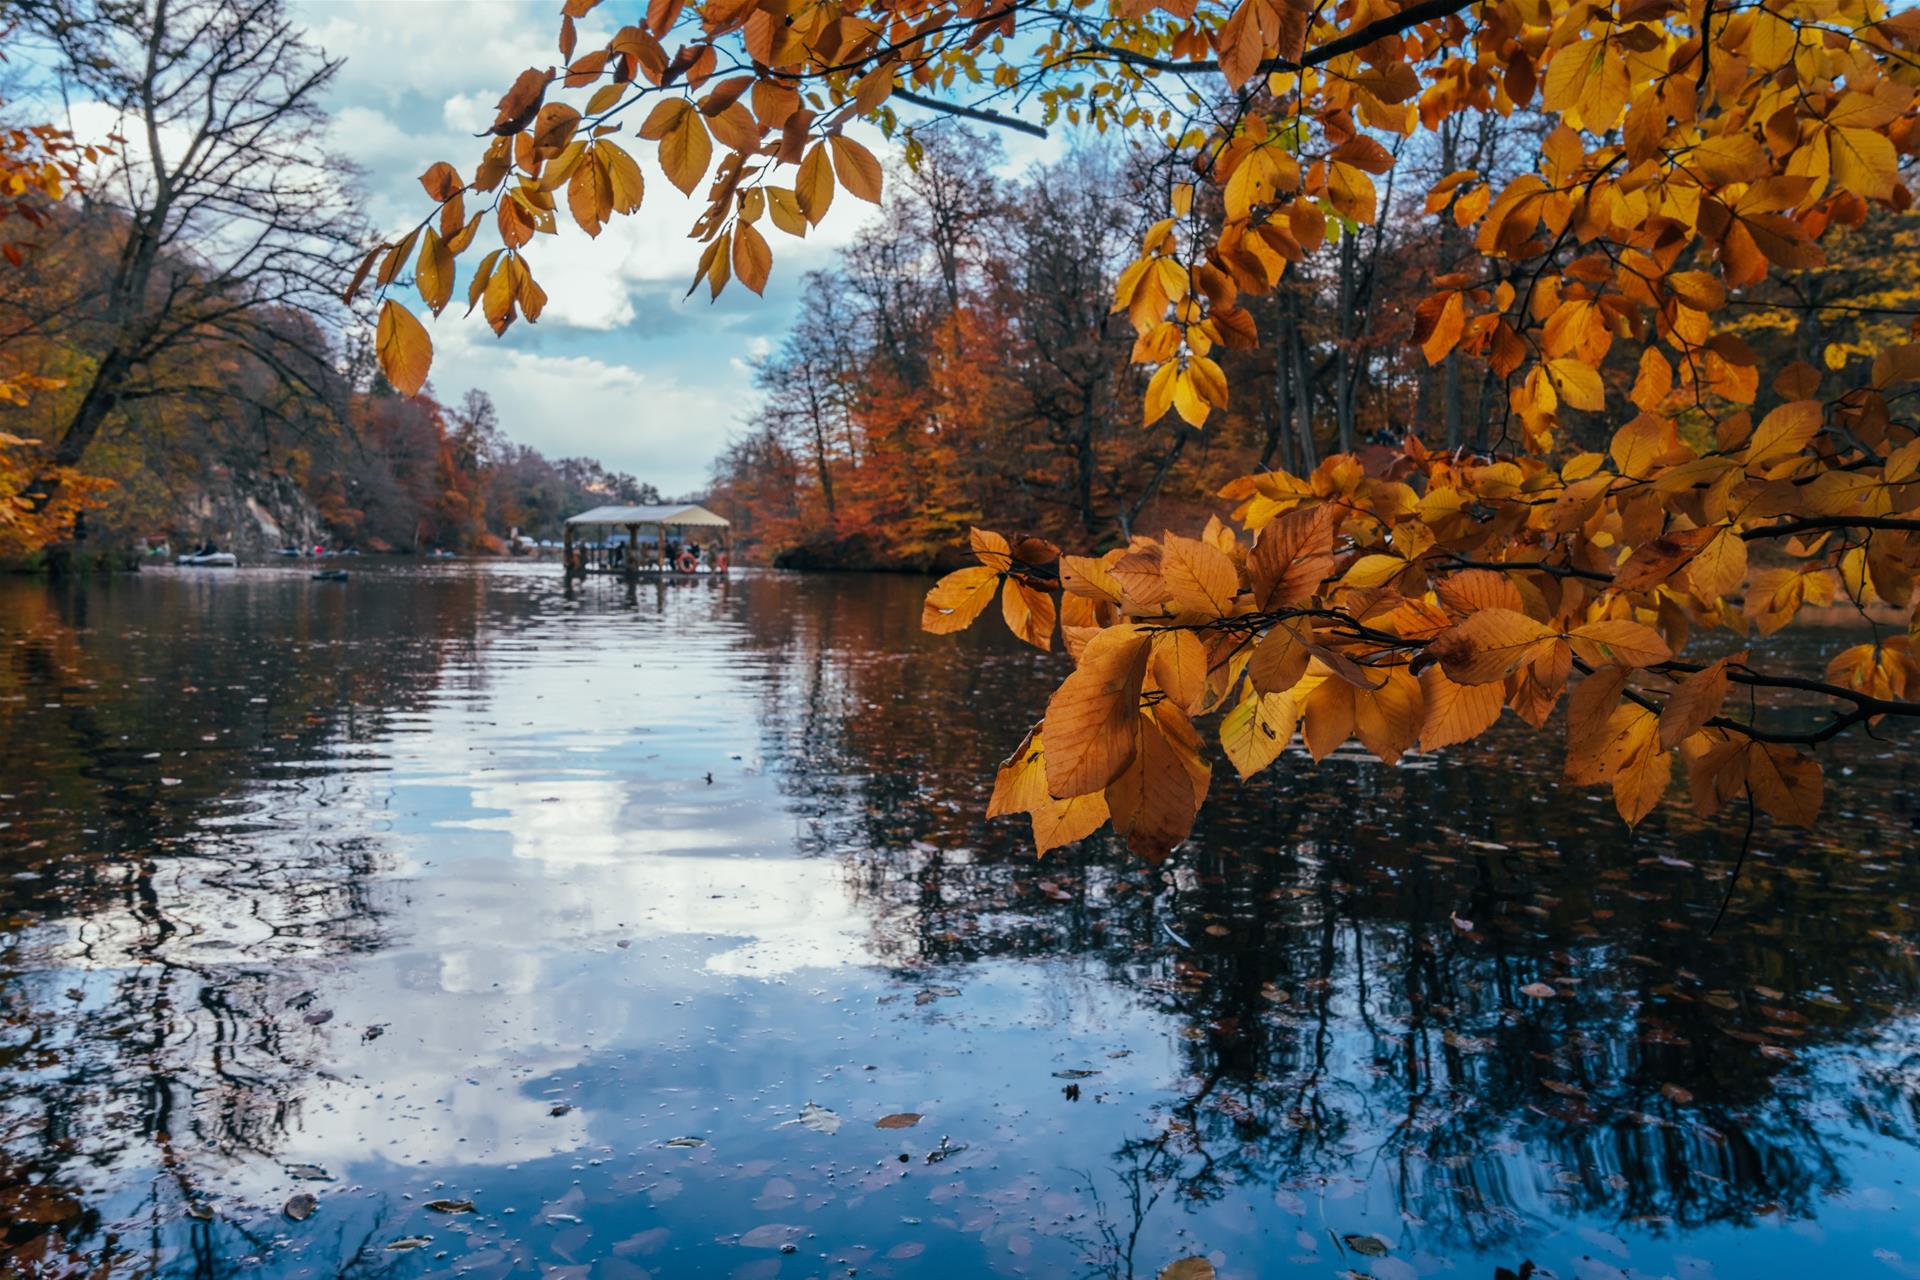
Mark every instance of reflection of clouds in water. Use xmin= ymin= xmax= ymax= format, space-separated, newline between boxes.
xmin=449 ymin=775 xmax=873 ymax=976
xmin=453 ymin=775 xmax=751 ymax=862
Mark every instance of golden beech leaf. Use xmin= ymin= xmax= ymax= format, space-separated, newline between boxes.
xmin=1565 ymin=680 xmax=1640 ymax=787
xmin=638 ymin=97 xmax=692 ymax=139
xmin=969 ymin=526 xmax=1013 ymax=570
xmin=795 ymin=143 xmax=835 ymax=224
xmin=1171 ymin=367 xmax=1211 ymax=427
xmin=599 ymin=141 xmax=645 ymax=213
xmin=988 ymin=731 xmax=1111 ymax=855
xmin=374 ymin=299 xmax=432 ymax=397
xmin=1352 ymin=666 xmax=1424 ymax=765
xmin=1247 ymin=504 xmax=1333 ymax=609
xmin=1612 ymin=730 xmax=1672 ymax=827
xmin=1106 ymin=702 xmax=1210 ymax=863
xmin=1419 ymin=666 xmax=1505 ymax=750
xmin=1825 ymin=642 xmax=1917 ymax=709
xmin=1612 ymin=528 xmax=1715 ymax=594
xmin=1143 ymin=362 xmax=1178 ymax=426
xmin=732 ymin=220 xmax=772 ymax=295
xmin=1043 ymin=625 xmax=1151 ymax=799
xmin=1658 ymin=655 xmax=1735 ymax=749
xmin=657 ymin=108 xmax=713 ymax=195
xmin=1150 ymin=629 xmax=1208 ymax=712
xmin=1745 ymin=742 xmax=1822 ymax=826
xmin=567 ymin=151 xmax=613 ymax=236
xmin=1001 ymin=578 xmax=1056 ymax=651
xmin=828 ymin=134 xmax=883 ymax=203
xmin=920 ymin=565 xmax=999 ymax=633
xmin=1426 ymin=608 xmax=1557 ymax=684
xmin=1419 ymin=291 xmax=1465 ymax=366
xmin=1160 ymin=533 xmax=1239 ymax=617
xmin=765 ymin=187 xmax=807 ymax=237
xmin=1567 ymin=620 xmax=1672 ymax=669
xmin=1565 ymin=666 xmax=1628 ymax=762
xmin=1545 ymin=358 xmax=1605 ymax=411
xmin=1219 ymin=687 xmax=1299 ymax=779
xmin=1745 ymin=399 xmax=1822 ymax=465
xmin=1061 ymin=555 xmax=1124 ymax=605
xmin=1300 ymin=669 xmax=1354 ymax=762
xmin=1435 ymin=568 xmax=1525 ymax=616
xmin=419 ymin=161 xmax=463 ymax=202
xmin=1247 ymin=617 xmax=1311 ymax=694
xmin=1680 ymin=728 xmax=1746 ymax=819
xmin=415 ymin=229 xmax=454 ymax=315
xmin=1031 ymin=791 xmax=1112 ymax=856
xmin=987 ymin=729 xmax=1049 ymax=820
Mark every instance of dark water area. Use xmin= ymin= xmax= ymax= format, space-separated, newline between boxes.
xmin=1 ymin=563 xmax=1917 ymax=1280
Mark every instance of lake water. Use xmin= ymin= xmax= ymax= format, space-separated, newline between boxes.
xmin=1 ymin=563 xmax=1916 ymax=1280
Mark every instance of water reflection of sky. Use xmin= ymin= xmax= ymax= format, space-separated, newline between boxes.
xmin=1 ymin=563 xmax=1918 ymax=1279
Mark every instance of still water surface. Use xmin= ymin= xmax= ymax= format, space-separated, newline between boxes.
xmin=1 ymin=563 xmax=1917 ymax=1279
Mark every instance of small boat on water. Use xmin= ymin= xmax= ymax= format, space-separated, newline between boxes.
xmin=311 ymin=569 xmax=349 ymax=582
xmin=176 ymin=551 xmax=238 ymax=567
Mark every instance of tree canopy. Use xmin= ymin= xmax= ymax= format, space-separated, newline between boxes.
xmin=370 ymin=0 xmax=1920 ymax=855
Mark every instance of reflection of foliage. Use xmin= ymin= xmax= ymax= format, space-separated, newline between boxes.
xmin=743 ymin=574 xmax=1920 ymax=1248
xmin=0 ymin=573 xmax=490 ymax=1274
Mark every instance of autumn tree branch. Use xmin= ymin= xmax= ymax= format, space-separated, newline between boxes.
xmin=892 ymin=88 xmax=1050 ymax=138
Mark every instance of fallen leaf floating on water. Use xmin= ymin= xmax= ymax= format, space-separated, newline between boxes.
xmin=664 ymin=1135 xmax=706 ymax=1147
xmin=1344 ymin=1233 xmax=1391 ymax=1257
xmin=926 ymin=1136 xmax=968 ymax=1163
xmin=1520 ymin=982 xmax=1557 ymax=999
xmin=386 ymin=1237 xmax=433 ymax=1252
xmin=424 ymin=1199 xmax=473 ymax=1214
xmin=284 ymin=1193 xmax=317 ymax=1222
xmin=549 ymin=1102 xmax=573 ymax=1116
xmin=285 ymin=1164 xmax=333 ymax=1181
xmin=1051 ymin=1069 xmax=1100 ymax=1079
xmin=875 ymin=1113 xmax=921 ymax=1129
xmin=1159 ymin=1258 xmax=1216 ymax=1280
xmin=796 ymin=1102 xmax=840 ymax=1134
xmin=183 ymin=1202 xmax=214 ymax=1221
xmin=13 ymin=1189 xmax=82 ymax=1225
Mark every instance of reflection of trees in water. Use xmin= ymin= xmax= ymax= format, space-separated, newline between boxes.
xmin=735 ymin=573 xmax=1920 ymax=1250
xmin=0 ymin=573 xmax=494 ymax=1273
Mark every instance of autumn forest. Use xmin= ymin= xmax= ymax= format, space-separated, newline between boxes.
xmin=5 ymin=0 xmax=1920 ymax=1275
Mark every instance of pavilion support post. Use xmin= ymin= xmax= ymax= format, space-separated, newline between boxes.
xmin=623 ymin=524 xmax=640 ymax=583
xmin=563 ymin=524 xmax=576 ymax=579
xmin=658 ymin=524 xmax=669 ymax=573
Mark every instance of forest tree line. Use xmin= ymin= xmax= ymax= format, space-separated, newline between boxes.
xmin=710 ymin=123 xmax=1919 ymax=570
xmin=0 ymin=0 xmax=664 ymax=563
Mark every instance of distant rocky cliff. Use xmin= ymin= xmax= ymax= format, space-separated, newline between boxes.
xmin=170 ymin=464 xmax=326 ymax=554
xmin=60 ymin=458 xmax=330 ymax=568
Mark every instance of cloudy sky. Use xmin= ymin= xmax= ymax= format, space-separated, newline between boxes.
xmin=292 ymin=0 xmax=895 ymax=495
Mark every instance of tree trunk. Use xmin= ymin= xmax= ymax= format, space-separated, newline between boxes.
xmin=1291 ymin=294 xmax=1317 ymax=469
xmin=1336 ymin=235 xmax=1356 ymax=453
xmin=1443 ymin=352 xmax=1463 ymax=450
xmin=1076 ymin=398 xmax=1098 ymax=535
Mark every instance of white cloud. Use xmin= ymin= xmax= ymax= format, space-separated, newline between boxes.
xmin=290 ymin=0 xmax=889 ymax=485
xmin=425 ymin=324 xmax=750 ymax=492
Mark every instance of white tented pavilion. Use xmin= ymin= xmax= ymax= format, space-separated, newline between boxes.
xmin=562 ymin=503 xmax=732 ymax=578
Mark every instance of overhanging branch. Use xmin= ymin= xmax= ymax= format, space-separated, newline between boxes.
xmin=893 ymin=88 xmax=1049 ymax=138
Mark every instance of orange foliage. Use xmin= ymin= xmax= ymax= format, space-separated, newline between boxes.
xmin=0 ymin=98 xmax=110 ymax=555
xmin=369 ymin=0 xmax=1920 ymax=853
